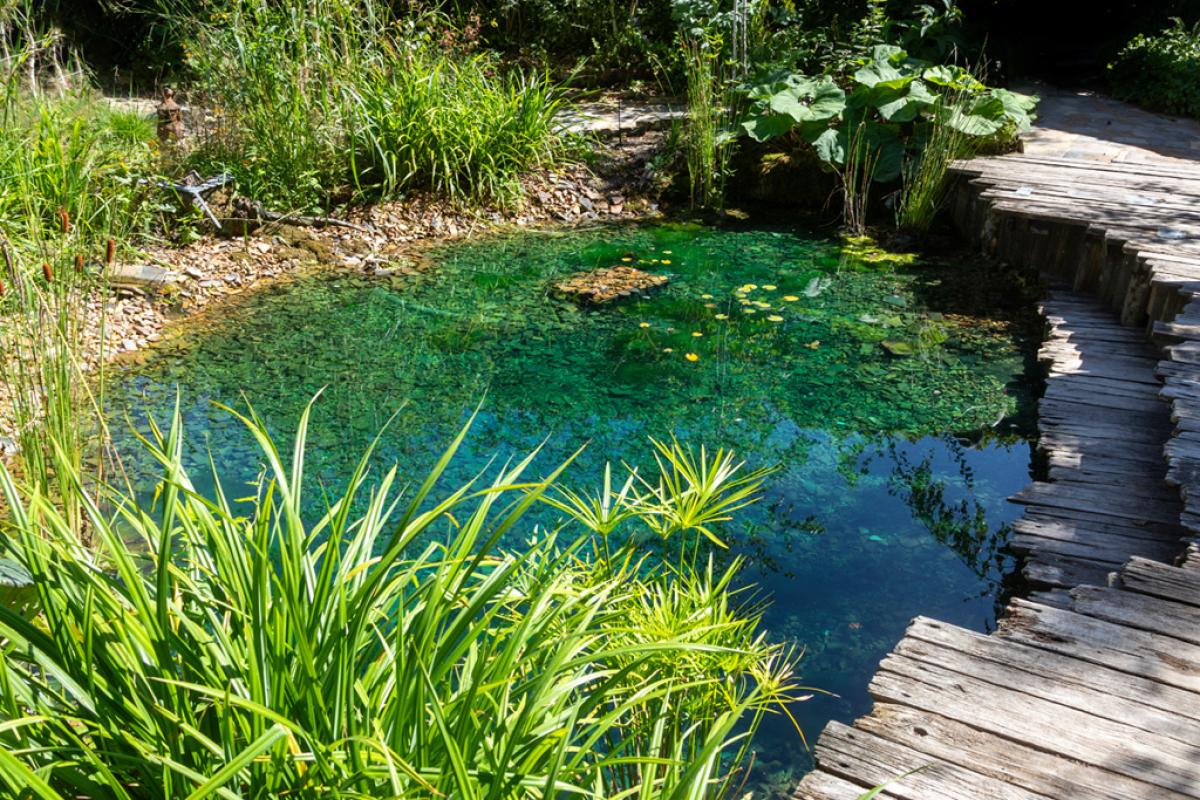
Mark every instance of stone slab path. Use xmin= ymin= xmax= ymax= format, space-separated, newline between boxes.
xmin=792 ymin=88 xmax=1200 ymax=798
xmin=554 ymin=98 xmax=684 ymax=137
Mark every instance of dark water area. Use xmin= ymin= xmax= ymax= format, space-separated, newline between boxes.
xmin=106 ymin=221 xmax=1040 ymax=785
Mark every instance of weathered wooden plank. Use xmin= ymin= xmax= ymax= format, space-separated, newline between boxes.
xmin=857 ymin=704 xmax=1197 ymax=800
xmin=1011 ymin=483 xmax=1179 ymax=525
xmin=999 ymin=599 xmax=1200 ymax=692
xmin=902 ymin=617 xmax=1200 ymax=729
xmin=1118 ymin=556 xmax=1200 ymax=606
xmin=1069 ymin=585 xmax=1200 ymax=645
xmin=792 ymin=769 xmax=889 ymax=800
xmin=813 ymin=722 xmax=1050 ymax=800
xmin=1011 ymin=531 xmax=1179 ymax=566
xmin=870 ymin=654 xmax=1200 ymax=797
xmin=1022 ymin=553 xmax=1114 ymax=589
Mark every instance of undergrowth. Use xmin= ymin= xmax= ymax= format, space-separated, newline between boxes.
xmin=175 ymin=0 xmax=568 ymax=211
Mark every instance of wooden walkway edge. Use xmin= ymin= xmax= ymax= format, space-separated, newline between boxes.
xmin=792 ymin=97 xmax=1200 ymax=799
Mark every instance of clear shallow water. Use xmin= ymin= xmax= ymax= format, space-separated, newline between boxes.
xmin=106 ymin=221 xmax=1037 ymax=786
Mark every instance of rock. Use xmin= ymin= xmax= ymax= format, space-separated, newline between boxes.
xmin=185 ymin=266 xmax=204 ymax=279
xmin=107 ymin=262 xmax=181 ymax=289
xmin=881 ymin=340 xmax=914 ymax=357
xmin=0 ymin=436 xmax=17 ymax=458
xmin=555 ymin=266 xmax=668 ymax=304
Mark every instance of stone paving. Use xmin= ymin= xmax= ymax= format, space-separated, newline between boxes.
xmin=555 ymin=98 xmax=684 ymax=137
xmin=1018 ymin=82 xmax=1200 ymax=165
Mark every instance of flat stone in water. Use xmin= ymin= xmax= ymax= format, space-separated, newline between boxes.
xmin=554 ymin=265 xmax=668 ymax=303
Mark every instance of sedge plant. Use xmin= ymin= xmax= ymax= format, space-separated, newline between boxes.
xmin=0 ymin=395 xmax=805 ymax=798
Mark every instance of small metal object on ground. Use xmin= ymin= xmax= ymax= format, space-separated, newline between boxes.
xmin=139 ymin=172 xmax=234 ymax=231
xmin=554 ymin=265 xmax=668 ymax=304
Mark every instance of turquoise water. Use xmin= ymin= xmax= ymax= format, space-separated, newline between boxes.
xmin=106 ymin=222 xmax=1037 ymax=782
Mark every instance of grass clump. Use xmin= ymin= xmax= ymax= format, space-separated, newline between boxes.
xmin=0 ymin=80 xmax=157 ymax=273
xmin=0 ymin=397 xmax=802 ymax=798
xmin=177 ymin=0 xmax=567 ymax=211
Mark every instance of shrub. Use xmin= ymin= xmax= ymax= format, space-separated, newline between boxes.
xmin=0 ymin=398 xmax=801 ymax=798
xmin=1109 ymin=18 xmax=1200 ymax=118
xmin=178 ymin=0 xmax=567 ymax=211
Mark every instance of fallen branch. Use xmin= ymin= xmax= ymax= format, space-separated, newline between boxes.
xmin=233 ymin=198 xmax=373 ymax=234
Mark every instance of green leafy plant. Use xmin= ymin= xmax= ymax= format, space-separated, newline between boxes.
xmin=680 ymin=33 xmax=736 ymax=210
xmin=737 ymin=44 xmax=1036 ymax=229
xmin=0 ymin=396 xmax=804 ymax=798
xmin=1109 ymin=18 xmax=1200 ymax=118
xmin=175 ymin=0 xmax=567 ymax=211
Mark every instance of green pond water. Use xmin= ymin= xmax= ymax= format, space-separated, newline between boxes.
xmin=106 ymin=221 xmax=1037 ymax=785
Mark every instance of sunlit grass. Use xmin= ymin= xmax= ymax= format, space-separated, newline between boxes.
xmin=0 ymin=396 xmax=804 ymax=798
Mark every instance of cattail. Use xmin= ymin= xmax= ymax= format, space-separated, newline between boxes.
xmin=75 ymin=254 xmax=84 ymax=273
xmin=105 ymin=238 xmax=115 ymax=266
xmin=42 ymin=262 xmax=53 ymax=283
xmin=57 ymin=208 xmax=69 ymax=233
xmin=0 ymin=279 xmax=5 ymax=297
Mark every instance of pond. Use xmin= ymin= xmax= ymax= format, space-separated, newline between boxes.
xmin=106 ymin=220 xmax=1038 ymax=788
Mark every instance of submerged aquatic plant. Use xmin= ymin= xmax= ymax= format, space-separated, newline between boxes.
xmin=0 ymin=395 xmax=802 ymax=798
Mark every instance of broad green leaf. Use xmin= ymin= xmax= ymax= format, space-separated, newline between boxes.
xmin=810 ymin=127 xmax=844 ymax=164
xmin=922 ymin=65 xmax=985 ymax=91
xmin=741 ymin=113 xmax=795 ymax=142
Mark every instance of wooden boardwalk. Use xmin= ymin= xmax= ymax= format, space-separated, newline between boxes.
xmin=793 ymin=90 xmax=1200 ymax=798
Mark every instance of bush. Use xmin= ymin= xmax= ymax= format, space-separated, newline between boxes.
xmin=179 ymin=0 xmax=567 ymax=211
xmin=0 ymin=399 xmax=801 ymax=798
xmin=1109 ymin=18 xmax=1200 ymax=118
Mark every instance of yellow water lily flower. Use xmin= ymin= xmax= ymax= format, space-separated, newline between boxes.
xmin=714 ymin=313 xmax=728 ymax=320
xmin=768 ymin=315 xmax=784 ymax=322
xmin=685 ymin=352 xmax=699 ymax=362
xmin=639 ymin=322 xmax=651 ymax=328
xmin=763 ymin=284 xmax=777 ymax=291
xmin=663 ymin=347 xmax=674 ymax=353
xmin=661 ymin=259 xmax=672 ymax=265
xmin=783 ymin=295 xmax=799 ymax=302
xmin=692 ymin=331 xmax=703 ymax=337
xmin=701 ymin=294 xmax=714 ymax=299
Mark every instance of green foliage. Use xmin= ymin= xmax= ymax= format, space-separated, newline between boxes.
xmin=177 ymin=0 xmax=567 ymax=211
xmin=1109 ymin=18 xmax=1200 ymax=118
xmin=348 ymin=49 xmax=564 ymax=207
xmin=737 ymin=44 xmax=1036 ymax=228
xmin=0 ymin=397 xmax=801 ymax=798
xmin=680 ymin=35 xmax=735 ymax=209
xmin=0 ymin=87 xmax=157 ymax=273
